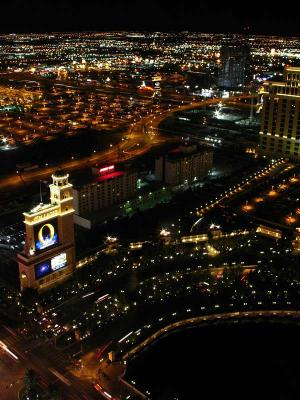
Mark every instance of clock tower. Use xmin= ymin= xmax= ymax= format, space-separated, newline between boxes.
xmin=18 ymin=171 xmax=76 ymax=291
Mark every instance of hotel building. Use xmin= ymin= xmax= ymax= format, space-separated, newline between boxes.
xmin=155 ymin=144 xmax=213 ymax=186
xmin=73 ymin=164 xmax=138 ymax=216
xmin=259 ymin=66 xmax=300 ymax=160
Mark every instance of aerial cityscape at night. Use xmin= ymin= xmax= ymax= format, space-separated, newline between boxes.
xmin=1 ymin=1 xmax=300 ymax=399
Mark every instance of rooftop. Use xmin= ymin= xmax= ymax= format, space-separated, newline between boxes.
xmin=166 ymin=143 xmax=211 ymax=161
xmin=72 ymin=166 xmax=134 ymax=189
xmin=96 ymin=171 xmax=125 ymax=182
xmin=285 ymin=66 xmax=300 ymax=72
xmin=53 ymin=169 xmax=67 ymax=178
xmin=24 ymin=202 xmax=54 ymax=216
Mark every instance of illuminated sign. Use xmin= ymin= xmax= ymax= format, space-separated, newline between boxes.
xmin=51 ymin=253 xmax=67 ymax=271
xmin=34 ymin=218 xmax=59 ymax=252
xmin=35 ymin=261 xmax=51 ymax=279
xmin=35 ymin=252 xmax=67 ymax=279
xmin=32 ymin=210 xmax=58 ymax=223
xmin=99 ymin=165 xmax=115 ymax=174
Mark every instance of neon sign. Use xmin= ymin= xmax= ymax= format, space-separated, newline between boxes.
xmin=99 ymin=165 xmax=115 ymax=174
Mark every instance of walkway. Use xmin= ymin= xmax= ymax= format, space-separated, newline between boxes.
xmin=122 ymin=310 xmax=300 ymax=361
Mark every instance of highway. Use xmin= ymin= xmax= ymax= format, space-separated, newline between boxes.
xmin=0 ymin=93 xmax=252 ymax=193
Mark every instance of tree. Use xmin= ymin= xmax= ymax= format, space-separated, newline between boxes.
xmin=23 ymin=369 xmax=39 ymax=399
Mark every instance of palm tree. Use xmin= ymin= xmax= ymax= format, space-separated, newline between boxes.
xmin=23 ymin=369 xmax=38 ymax=397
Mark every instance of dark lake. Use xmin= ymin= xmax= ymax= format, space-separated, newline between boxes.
xmin=125 ymin=321 xmax=300 ymax=399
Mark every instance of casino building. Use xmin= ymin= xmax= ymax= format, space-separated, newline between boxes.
xmin=17 ymin=171 xmax=76 ymax=291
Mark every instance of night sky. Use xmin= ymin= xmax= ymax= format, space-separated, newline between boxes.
xmin=1 ymin=0 xmax=299 ymax=36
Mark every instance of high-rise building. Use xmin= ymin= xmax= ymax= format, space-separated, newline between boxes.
xmin=218 ymin=45 xmax=250 ymax=88
xmin=73 ymin=164 xmax=138 ymax=216
xmin=259 ymin=66 xmax=300 ymax=160
xmin=17 ymin=171 xmax=76 ymax=291
xmin=155 ymin=144 xmax=213 ymax=186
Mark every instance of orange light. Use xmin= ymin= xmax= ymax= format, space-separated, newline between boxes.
xmin=254 ymin=197 xmax=264 ymax=203
xmin=242 ymin=203 xmax=253 ymax=212
xmin=285 ymin=215 xmax=297 ymax=225
xmin=268 ymin=190 xmax=277 ymax=197
xmin=278 ymin=184 xmax=288 ymax=190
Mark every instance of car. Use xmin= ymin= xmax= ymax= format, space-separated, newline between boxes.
xmin=94 ymin=383 xmax=102 ymax=392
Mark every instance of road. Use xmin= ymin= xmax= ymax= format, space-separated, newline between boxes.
xmin=0 ymin=325 xmax=103 ymax=399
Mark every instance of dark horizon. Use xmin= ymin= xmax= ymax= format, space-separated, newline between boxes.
xmin=1 ymin=0 xmax=299 ymax=37
xmin=2 ymin=29 xmax=300 ymax=39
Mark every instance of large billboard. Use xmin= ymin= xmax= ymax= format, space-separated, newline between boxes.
xmin=34 ymin=218 xmax=59 ymax=252
xmin=35 ymin=252 xmax=67 ymax=280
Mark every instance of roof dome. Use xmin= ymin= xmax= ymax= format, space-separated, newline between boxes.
xmin=53 ymin=169 xmax=67 ymax=178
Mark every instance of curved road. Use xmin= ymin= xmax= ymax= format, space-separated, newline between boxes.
xmin=0 ymin=95 xmax=252 ymax=193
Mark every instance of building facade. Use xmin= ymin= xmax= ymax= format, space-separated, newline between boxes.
xmin=17 ymin=171 xmax=76 ymax=291
xmin=155 ymin=144 xmax=213 ymax=186
xmin=218 ymin=45 xmax=250 ymax=88
xmin=73 ymin=164 xmax=138 ymax=216
xmin=259 ymin=66 xmax=300 ymax=160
